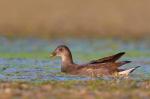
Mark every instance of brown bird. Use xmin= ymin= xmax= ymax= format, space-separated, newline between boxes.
xmin=50 ymin=45 xmax=140 ymax=77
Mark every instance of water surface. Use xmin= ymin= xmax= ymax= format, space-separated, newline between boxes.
xmin=0 ymin=37 xmax=149 ymax=82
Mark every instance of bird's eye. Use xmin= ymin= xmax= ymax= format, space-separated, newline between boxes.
xmin=59 ymin=48 xmax=63 ymax=51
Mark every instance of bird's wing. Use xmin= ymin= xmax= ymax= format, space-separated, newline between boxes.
xmin=77 ymin=61 xmax=131 ymax=71
xmin=89 ymin=52 xmax=126 ymax=64
xmin=77 ymin=62 xmax=126 ymax=70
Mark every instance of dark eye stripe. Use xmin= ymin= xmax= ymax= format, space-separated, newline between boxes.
xmin=59 ymin=48 xmax=63 ymax=51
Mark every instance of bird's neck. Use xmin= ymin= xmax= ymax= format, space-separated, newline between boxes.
xmin=61 ymin=53 xmax=75 ymax=72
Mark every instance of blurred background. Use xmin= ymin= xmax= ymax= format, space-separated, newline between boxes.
xmin=0 ymin=0 xmax=150 ymax=82
xmin=0 ymin=1 xmax=150 ymax=98
xmin=0 ymin=0 xmax=150 ymax=39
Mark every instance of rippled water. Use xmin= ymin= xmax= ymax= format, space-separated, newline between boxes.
xmin=0 ymin=37 xmax=149 ymax=82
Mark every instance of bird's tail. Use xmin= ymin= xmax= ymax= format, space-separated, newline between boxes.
xmin=116 ymin=61 xmax=131 ymax=67
xmin=118 ymin=66 xmax=140 ymax=76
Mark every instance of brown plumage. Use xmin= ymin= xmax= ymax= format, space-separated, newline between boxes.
xmin=50 ymin=45 xmax=140 ymax=77
xmin=89 ymin=52 xmax=127 ymax=64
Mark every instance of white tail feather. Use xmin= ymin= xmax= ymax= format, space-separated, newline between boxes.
xmin=118 ymin=66 xmax=140 ymax=76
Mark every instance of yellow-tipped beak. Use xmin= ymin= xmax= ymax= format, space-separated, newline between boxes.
xmin=50 ymin=52 xmax=56 ymax=57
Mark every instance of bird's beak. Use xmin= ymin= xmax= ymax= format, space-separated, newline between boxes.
xmin=50 ymin=52 xmax=56 ymax=57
